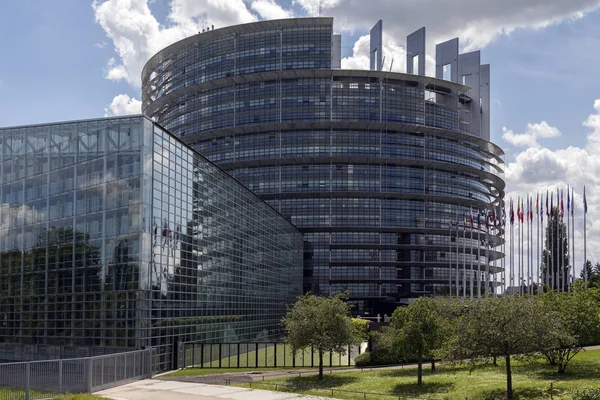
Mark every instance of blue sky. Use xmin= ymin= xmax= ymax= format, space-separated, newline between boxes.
xmin=0 ymin=1 xmax=598 ymax=154
xmin=1 ymin=0 xmax=600 ymax=265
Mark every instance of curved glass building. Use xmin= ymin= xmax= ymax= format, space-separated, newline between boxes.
xmin=142 ymin=18 xmax=505 ymax=316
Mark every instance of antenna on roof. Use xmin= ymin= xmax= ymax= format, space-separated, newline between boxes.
xmin=389 ymin=58 xmax=394 ymax=72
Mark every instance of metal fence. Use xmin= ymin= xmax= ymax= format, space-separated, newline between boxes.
xmin=0 ymin=349 xmax=152 ymax=399
xmin=178 ymin=342 xmax=365 ymax=369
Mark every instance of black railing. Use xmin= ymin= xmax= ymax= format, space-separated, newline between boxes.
xmin=177 ymin=342 xmax=364 ymax=369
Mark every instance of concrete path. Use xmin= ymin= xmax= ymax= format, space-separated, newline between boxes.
xmin=98 ymin=379 xmax=338 ymax=400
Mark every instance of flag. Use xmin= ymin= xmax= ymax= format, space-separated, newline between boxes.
xmin=521 ymin=199 xmax=525 ymax=223
xmin=517 ymin=198 xmax=521 ymax=222
xmin=546 ymin=191 xmax=550 ymax=217
xmin=502 ymin=208 xmax=506 ymax=226
xmin=551 ymin=192 xmax=554 ymax=215
xmin=567 ymin=186 xmax=570 ymax=212
xmin=478 ymin=211 xmax=481 ymax=230
xmin=492 ymin=208 xmax=497 ymax=228
xmin=536 ymin=193 xmax=539 ymax=216
xmin=571 ymin=187 xmax=574 ymax=216
xmin=463 ymin=211 xmax=466 ymax=232
xmin=456 ymin=212 xmax=460 ymax=229
xmin=486 ymin=210 xmax=490 ymax=231
xmin=448 ymin=218 xmax=453 ymax=231
xmin=470 ymin=209 xmax=474 ymax=230
xmin=584 ymin=185 xmax=588 ymax=214
xmin=510 ymin=198 xmax=514 ymax=225
xmin=530 ymin=196 xmax=533 ymax=221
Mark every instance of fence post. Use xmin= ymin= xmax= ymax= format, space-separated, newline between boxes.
xmin=219 ymin=344 xmax=222 ymax=368
xmin=255 ymin=343 xmax=259 ymax=368
xmin=550 ymin=382 xmax=553 ymax=400
xmin=237 ymin=343 xmax=240 ymax=368
xmin=192 ymin=344 xmax=196 ymax=368
xmin=200 ymin=343 xmax=204 ymax=368
xmin=311 ymin=346 xmax=314 ymax=367
xmin=86 ymin=358 xmax=93 ymax=393
xmin=59 ymin=359 xmax=63 ymax=393
xmin=274 ymin=343 xmax=277 ymax=368
xmin=25 ymin=362 xmax=31 ymax=400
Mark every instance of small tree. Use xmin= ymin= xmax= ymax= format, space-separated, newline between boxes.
xmin=282 ymin=293 xmax=358 ymax=380
xmin=441 ymin=295 xmax=560 ymax=399
xmin=541 ymin=285 xmax=600 ymax=373
xmin=383 ymin=297 xmax=443 ymax=385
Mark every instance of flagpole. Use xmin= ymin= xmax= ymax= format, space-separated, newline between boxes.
xmin=572 ymin=187 xmax=575 ymax=288
xmin=501 ymin=227 xmax=504 ymax=295
xmin=517 ymin=198 xmax=521 ymax=295
xmin=470 ymin=210 xmax=474 ymax=298
xmin=478 ymin=219 xmax=481 ymax=297
xmin=560 ymin=189 xmax=564 ymax=292
xmin=511 ymin=200 xmax=514 ymax=291
xmin=584 ymin=185 xmax=588 ymax=287
xmin=456 ymin=214 xmax=460 ymax=298
xmin=448 ymin=220 xmax=452 ymax=296
xmin=463 ymin=217 xmax=467 ymax=298
xmin=556 ymin=188 xmax=560 ymax=291
xmin=535 ymin=198 xmax=544 ymax=291
xmin=486 ymin=227 xmax=490 ymax=296
xmin=563 ymin=185 xmax=571 ymax=293
xmin=525 ymin=194 xmax=531 ymax=293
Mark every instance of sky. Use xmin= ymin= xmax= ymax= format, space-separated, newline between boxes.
xmin=1 ymin=0 xmax=600 ymax=278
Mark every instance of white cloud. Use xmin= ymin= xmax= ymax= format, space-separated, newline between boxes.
xmin=502 ymin=121 xmax=561 ymax=148
xmin=251 ymin=0 xmax=292 ymax=20
xmin=301 ymin=0 xmax=600 ymax=51
xmin=93 ymin=0 xmax=257 ymax=87
xmin=94 ymin=0 xmax=600 ymax=90
xmin=341 ymin=33 xmax=436 ymax=75
xmin=104 ymin=94 xmax=142 ymax=116
xmin=504 ymin=99 xmax=600 ymax=277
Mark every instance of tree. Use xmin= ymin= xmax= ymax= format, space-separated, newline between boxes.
xmin=580 ymin=260 xmax=600 ymax=287
xmin=382 ymin=297 xmax=444 ymax=385
xmin=541 ymin=285 xmax=600 ymax=373
xmin=440 ymin=295 xmax=560 ymax=399
xmin=282 ymin=293 xmax=359 ymax=380
xmin=541 ymin=207 xmax=570 ymax=291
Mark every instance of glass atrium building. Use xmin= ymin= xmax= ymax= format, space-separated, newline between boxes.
xmin=0 ymin=116 xmax=303 ymax=370
xmin=142 ymin=18 xmax=506 ymax=316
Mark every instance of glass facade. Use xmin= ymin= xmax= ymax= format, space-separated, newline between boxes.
xmin=0 ymin=116 xmax=303 ymax=370
xmin=143 ymin=18 xmax=505 ymax=317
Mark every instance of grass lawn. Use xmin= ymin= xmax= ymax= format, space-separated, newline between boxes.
xmin=0 ymin=386 xmax=56 ymax=399
xmin=237 ymin=349 xmax=600 ymax=399
xmin=183 ymin=343 xmax=359 ymax=369
xmin=0 ymin=387 xmax=104 ymax=400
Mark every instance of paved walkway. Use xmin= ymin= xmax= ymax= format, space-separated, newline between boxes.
xmin=98 ymin=379 xmax=338 ymax=400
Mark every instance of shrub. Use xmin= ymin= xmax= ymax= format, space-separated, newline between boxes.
xmin=574 ymin=387 xmax=600 ymax=400
xmin=354 ymin=351 xmax=403 ymax=367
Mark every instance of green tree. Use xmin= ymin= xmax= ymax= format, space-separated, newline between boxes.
xmin=580 ymin=260 xmax=600 ymax=287
xmin=383 ymin=297 xmax=444 ymax=385
xmin=440 ymin=295 xmax=560 ymax=399
xmin=282 ymin=293 xmax=359 ymax=380
xmin=541 ymin=207 xmax=570 ymax=291
xmin=541 ymin=285 xmax=600 ymax=373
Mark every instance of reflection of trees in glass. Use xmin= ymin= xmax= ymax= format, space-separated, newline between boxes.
xmin=0 ymin=227 xmax=139 ymax=348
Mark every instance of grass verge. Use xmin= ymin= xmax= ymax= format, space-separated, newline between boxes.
xmin=236 ymin=349 xmax=600 ymax=400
